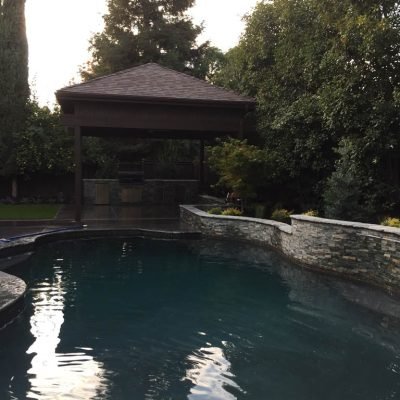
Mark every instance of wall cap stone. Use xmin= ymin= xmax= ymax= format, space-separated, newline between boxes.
xmin=291 ymin=215 xmax=400 ymax=236
xmin=180 ymin=205 xmax=293 ymax=234
xmin=180 ymin=206 xmax=400 ymax=237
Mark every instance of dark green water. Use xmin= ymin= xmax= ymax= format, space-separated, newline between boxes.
xmin=0 ymin=238 xmax=399 ymax=400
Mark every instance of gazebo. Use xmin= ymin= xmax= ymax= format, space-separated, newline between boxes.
xmin=56 ymin=63 xmax=255 ymax=222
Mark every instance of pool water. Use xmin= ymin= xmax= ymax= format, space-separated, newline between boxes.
xmin=0 ymin=238 xmax=399 ymax=400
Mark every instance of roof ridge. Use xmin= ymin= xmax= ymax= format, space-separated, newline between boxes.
xmin=154 ymin=63 xmax=254 ymax=101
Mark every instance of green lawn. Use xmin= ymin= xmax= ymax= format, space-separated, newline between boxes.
xmin=0 ymin=204 xmax=60 ymax=220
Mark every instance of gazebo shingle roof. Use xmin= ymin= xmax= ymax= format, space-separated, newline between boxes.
xmin=57 ymin=63 xmax=255 ymax=106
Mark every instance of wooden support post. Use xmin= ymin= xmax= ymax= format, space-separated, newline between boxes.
xmin=199 ymin=139 xmax=205 ymax=189
xmin=74 ymin=126 xmax=82 ymax=223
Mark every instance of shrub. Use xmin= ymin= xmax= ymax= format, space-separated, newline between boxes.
xmin=221 ymin=208 xmax=242 ymax=216
xmin=323 ymin=138 xmax=368 ymax=221
xmin=303 ymin=210 xmax=319 ymax=217
xmin=271 ymin=208 xmax=292 ymax=223
xmin=381 ymin=217 xmax=400 ymax=228
xmin=207 ymin=207 xmax=223 ymax=215
xmin=207 ymin=138 xmax=269 ymax=211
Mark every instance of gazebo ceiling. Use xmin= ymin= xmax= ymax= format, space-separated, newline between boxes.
xmin=56 ymin=63 xmax=256 ymax=138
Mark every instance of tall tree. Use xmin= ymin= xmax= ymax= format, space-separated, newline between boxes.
xmin=81 ymin=0 xmax=219 ymax=80
xmin=217 ymin=0 xmax=400 ymax=217
xmin=0 ymin=0 xmax=30 ymax=196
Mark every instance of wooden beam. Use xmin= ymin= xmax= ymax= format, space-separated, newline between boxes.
xmin=80 ymin=126 xmax=228 ymax=139
xmin=74 ymin=126 xmax=82 ymax=222
xmin=65 ymin=102 xmax=243 ymax=133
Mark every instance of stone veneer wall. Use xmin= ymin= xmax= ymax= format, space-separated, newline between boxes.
xmin=180 ymin=205 xmax=400 ymax=292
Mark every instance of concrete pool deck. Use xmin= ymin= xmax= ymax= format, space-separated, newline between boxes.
xmin=0 ymin=204 xmax=194 ymax=238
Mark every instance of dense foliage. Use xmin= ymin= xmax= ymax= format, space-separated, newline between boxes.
xmin=0 ymin=0 xmax=30 ymax=177
xmin=16 ymin=101 xmax=74 ymax=176
xmin=81 ymin=0 xmax=224 ymax=80
xmin=13 ymin=100 xmax=130 ymax=180
xmin=215 ymin=0 xmax=400 ymax=220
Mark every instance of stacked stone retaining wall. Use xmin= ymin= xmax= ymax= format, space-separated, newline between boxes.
xmin=180 ymin=205 xmax=400 ymax=292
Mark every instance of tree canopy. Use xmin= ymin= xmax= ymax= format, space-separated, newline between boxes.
xmin=215 ymin=0 xmax=400 ymax=218
xmin=81 ymin=0 xmax=223 ymax=80
xmin=15 ymin=101 xmax=74 ymax=176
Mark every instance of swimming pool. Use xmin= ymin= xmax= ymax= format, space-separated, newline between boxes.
xmin=0 ymin=237 xmax=399 ymax=399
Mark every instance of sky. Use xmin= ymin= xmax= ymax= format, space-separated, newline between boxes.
xmin=25 ymin=0 xmax=260 ymax=107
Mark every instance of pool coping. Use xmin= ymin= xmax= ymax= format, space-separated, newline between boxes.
xmin=0 ymin=226 xmax=202 ymax=330
xmin=0 ymin=271 xmax=27 ymax=330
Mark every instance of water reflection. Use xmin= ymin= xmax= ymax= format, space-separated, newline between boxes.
xmin=192 ymin=239 xmax=400 ymax=352
xmin=185 ymin=346 xmax=242 ymax=400
xmin=2 ymin=238 xmax=399 ymax=400
xmin=22 ymin=263 xmax=107 ymax=400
